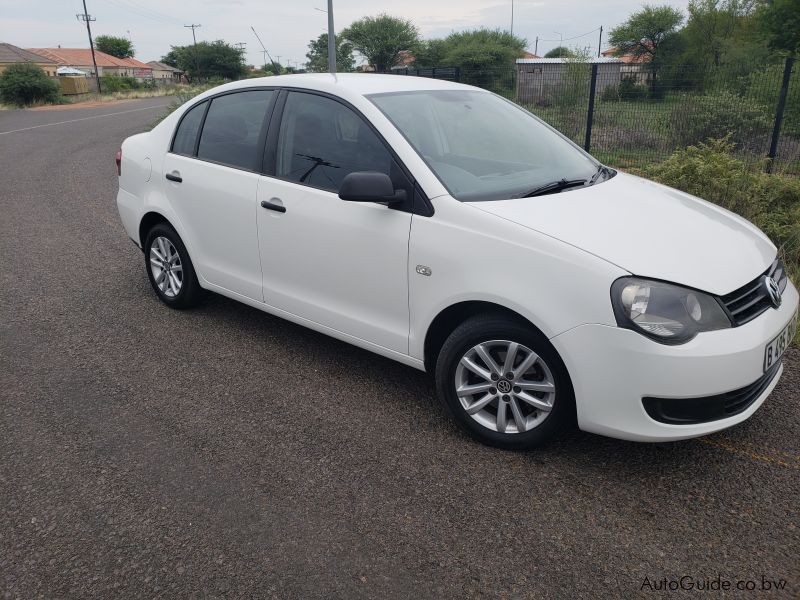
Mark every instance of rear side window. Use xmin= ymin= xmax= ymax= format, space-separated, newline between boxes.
xmin=197 ymin=90 xmax=275 ymax=171
xmin=172 ymin=100 xmax=207 ymax=156
xmin=276 ymin=92 xmax=393 ymax=192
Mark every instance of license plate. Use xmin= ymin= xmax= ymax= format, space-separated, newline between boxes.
xmin=763 ymin=312 xmax=798 ymax=372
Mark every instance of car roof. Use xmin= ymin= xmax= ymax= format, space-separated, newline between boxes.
xmin=213 ymin=73 xmax=478 ymax=98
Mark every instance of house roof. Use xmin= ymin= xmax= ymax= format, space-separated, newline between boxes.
xmin=27 ymin=48 xmax=152 ymax=70
xmin=0 ymin=42 xmax=57 ymax=64
xmin=147 ymin=61 xmax=182 ymax=72
xmin=516 ymin=57 xmax=622 ymax=64
xmin=520 ymin=51 xmax=541 ymax=59
xmin=601 ymin=46 xmax=652 ymax=64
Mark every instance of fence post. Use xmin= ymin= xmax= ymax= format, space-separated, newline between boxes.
xmin=766 ymin=55 xmax=795 ymax=174
xmin=584 ymin=63 xmax=598 ymax=153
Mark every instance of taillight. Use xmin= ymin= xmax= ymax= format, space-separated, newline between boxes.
xmin=115 ymin=149 xmax=122 ymax=176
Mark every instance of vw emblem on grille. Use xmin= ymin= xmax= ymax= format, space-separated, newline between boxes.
xmin=497 ymin=379 xmax=512 ymax=394
xmin=763 ymin=276 xmax=782 ymax=309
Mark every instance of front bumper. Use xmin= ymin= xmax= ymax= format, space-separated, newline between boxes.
xmin=551 ymin=280 xmax=798 ymax=442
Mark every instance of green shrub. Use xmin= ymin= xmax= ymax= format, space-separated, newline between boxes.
xmin=649 ymin=137 xmax=800 ymax=268
xmin=670 ymin=90 xmax=771 ymax=150
xmin=619 ymin=76 xmax=649 ymax=101
xmin=742 ymin=63 xmax=799 ymax=137
xmin=0 ymin=63 xmax=61 ymax=107
xmin=601 ymin=75 xmax=650 ymax=102
xmin=101 ymin=75 xmax=143 ymax=93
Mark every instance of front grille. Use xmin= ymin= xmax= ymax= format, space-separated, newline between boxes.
xmin=720 ymin=259 xmax=788 ymax=326
xmin=642 ymin=363 xmax=781 ymax=425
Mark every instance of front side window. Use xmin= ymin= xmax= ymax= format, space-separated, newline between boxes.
xmin=369 ymin=90 xmax=601 ymax=202
xmin=276 ymin=92 xmax=392 ymax=192
xmin=197 ymin=90 xmax=275 ymax=171
xmin=172 ymin=100 xmax=207 ymax=156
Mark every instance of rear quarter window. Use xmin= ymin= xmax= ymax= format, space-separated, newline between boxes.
xmin=171 ymin=100 xmax=207 ymax=156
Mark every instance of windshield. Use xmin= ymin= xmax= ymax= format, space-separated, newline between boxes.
xmin=368 ymin=90 xmax=602 ymax=202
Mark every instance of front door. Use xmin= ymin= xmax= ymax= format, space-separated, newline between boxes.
xmin=256 ymin=91 xmax=413 ymax=353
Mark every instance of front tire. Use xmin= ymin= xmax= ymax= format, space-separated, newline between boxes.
xmin=144 ymin=223 xmax=202 ymax=309
xmin=435 ymin=315 xmax=575 ymax=450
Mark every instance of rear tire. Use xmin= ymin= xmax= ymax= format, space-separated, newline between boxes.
xmin=435 ymin=315 xmax=575 ymax=450
xmin=144 ymin=223 xmax=202 ymax=309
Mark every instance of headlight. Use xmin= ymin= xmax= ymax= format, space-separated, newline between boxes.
xmin=611 ymin=277 xmax=731 ymax=344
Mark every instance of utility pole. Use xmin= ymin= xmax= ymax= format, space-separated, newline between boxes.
xmin=235 ymin=42 xmax=247 ymax=65
xmin=597 ymin=26 xmax=603 ymax=57
xmin=327 ymin=0 xmax=336 ymax=73
xmin=510 ymin=0 xmax=514 ymax=38
xmin=76 ymin=0 xmax=101 ymax=93
xmin=534 ymin=36 xmax=538 ymax=55
xmin=184 ymin=24 xmax=201 ymax=80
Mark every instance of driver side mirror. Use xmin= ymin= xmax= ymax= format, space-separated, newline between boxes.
xmin=339 ymin=172 xmax=406 ymax=204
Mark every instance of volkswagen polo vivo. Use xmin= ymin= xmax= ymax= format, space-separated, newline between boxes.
xmin=115 ymin=74 xmax=798 ymax=449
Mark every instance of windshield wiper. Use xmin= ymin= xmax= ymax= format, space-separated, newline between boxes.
xmin=518 ymin=178 xmax=587 ymax=198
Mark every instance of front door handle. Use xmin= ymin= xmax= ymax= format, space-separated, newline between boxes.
xmin=165 ymin=171 xmax=182 ymax=183
xmin=260 ymin=199 xmax=286 ymax=213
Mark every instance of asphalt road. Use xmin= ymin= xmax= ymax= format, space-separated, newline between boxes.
xmin=1 ymin=97 xmax=799 ymax=599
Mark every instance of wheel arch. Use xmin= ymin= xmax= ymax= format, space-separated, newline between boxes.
xmin=138 ymin=211 xmax=172 ymax=248
xmin=423 ymin=300 xmax=547 ymax=373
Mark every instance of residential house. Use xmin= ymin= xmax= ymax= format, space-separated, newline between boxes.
xmin=147 ymin=61 xmax=183 ymax=81
xmin=0 ymin=42 xmax=58 ymax=76
xmin=27 ymin=48 xmax=153 ymax=79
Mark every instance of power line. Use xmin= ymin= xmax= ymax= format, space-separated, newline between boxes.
xmin=105 ymin=0 xmax=182 ymax=25
xmin=76 ymin=0 xmax=101 ymax=93
xmin=539 ymin=27 xmax=601 ymax=43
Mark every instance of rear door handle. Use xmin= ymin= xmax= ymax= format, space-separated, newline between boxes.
xmin=260 ymin=199 xmax=286 ymax=213
xmin=165 ymin=171 xmax=182 ymax=183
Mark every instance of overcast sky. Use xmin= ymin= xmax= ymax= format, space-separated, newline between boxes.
xmin=1 ymin=0 xmax=691 ymax=68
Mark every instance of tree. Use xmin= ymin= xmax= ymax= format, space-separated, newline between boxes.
xmin=544 ymin=46 xmax=574 ymax=58
xmin=610 ymin=4 xmax=685 ymax=94
xmin=305 ymin=33 xmax=355 ymax=72
xmin=609 ymin=4 xmax=685 ymax=61
xmin=757 ymin=0 xmax=800 ymax=54
xmin=162 ymin=40 xmax=246 ymax=81
xmin=437 ymin=29 xmax=527 ymax=70
xmin=94 ymin=35 xmax=135 ymax=59
xmin=413 ymin=39 xmax=448 ymax=67
xmin=340 ymin=14 xmax=420 ymax=71
xmin=0 ymin=63 xmax=60 ymax=107
xmin=681 ymin=1 xmax=758 ymax=66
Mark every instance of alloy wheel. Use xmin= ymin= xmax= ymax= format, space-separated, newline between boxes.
xmin=149 ymin=236 xmax=183 ymax=298
xmin=454 ymin=340 xmax=556 ymax=434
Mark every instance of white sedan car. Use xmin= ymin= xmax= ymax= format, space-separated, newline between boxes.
xmin=116 ymin=74 xmax=798 ymax=449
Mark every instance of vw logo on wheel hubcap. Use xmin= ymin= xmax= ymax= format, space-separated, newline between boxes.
xmin=497 ymin=379 xmax=512 ymax=394
xmin=763 ymin=275 xmax=782 ymax=309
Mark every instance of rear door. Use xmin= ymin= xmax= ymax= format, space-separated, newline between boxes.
xmin=256 ymin=90 xmax=414 ymax=353
xmin=162 ymin=89 xmax=276 ymax=301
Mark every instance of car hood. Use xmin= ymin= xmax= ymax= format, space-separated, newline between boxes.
xmin=471 ymin=172 xmax=775 ymax=295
